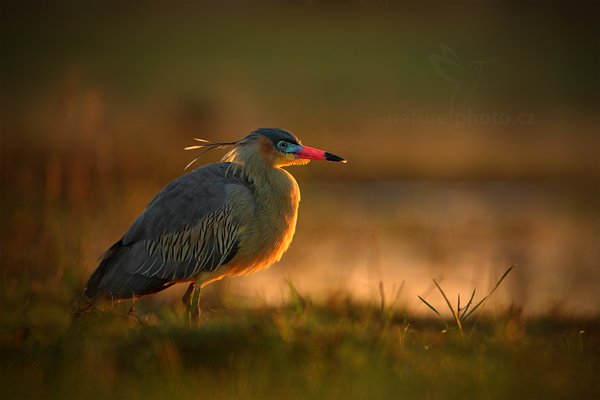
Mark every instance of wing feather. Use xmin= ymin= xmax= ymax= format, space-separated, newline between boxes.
xmin=84 ymin=163 xmax=255 ymax=300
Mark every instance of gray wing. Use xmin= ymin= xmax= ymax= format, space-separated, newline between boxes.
xmin=84 ymin=163 xmax=255 ymax=300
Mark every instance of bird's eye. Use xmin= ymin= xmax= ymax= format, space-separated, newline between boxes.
xmin=278 ymin=141 xmax=288 ymax=151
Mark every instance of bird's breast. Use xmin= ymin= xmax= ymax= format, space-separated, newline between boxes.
xmin=228 ymin=169 xmax=300 ymax=276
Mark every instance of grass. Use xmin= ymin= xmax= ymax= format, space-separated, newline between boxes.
xmin=418 ymin=265 xmax=515 ymax=338
xmin=1 ymin=285 xmax=599 ymax=399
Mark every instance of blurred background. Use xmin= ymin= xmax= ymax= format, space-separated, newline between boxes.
xmin=1 ymin=0 xmax=599 ymax=318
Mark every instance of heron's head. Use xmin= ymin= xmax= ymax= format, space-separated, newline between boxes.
xmin=239 ymin=128 xmax=346 ymax=168
xmin=185 ymin=128 xmax=346 ymax=170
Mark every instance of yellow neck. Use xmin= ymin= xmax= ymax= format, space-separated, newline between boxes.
xmin=222 ymin=144 xmax=302 ymax=276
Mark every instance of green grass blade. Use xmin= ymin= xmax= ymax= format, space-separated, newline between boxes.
xmin=433 ymin=279 xmax=454 ymax=314
xmin=463 ymin=265 xmax=515 ymax=321
xmin=459 ymin=288 xmax=477 ymax=320
xmin=434 ymin=279 xmax=462 ymax=334
xmin=285 ymin=278 xmax=304 ymax=314
xmin=489 ymin=265 xmax=515 ymax=294
xmin=462 ymin=296 xmax=488 ymax=321
xmin=418 ymin=295 xmax=449 ymax=329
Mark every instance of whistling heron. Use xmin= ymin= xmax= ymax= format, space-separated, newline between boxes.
xmin=84 ymin=128 xmax=346 ymax=319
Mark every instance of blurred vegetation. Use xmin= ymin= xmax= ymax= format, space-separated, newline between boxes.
xmin=1 ymin=0 xmax=599 ymax=182
xmin=1 ymin=294 xmax=599 ymax=399
xmin=1 ymin=1 xmax=599 ymax=398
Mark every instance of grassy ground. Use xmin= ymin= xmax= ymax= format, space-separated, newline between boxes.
xmin=1 ymin=291 xmax=598 ymax=399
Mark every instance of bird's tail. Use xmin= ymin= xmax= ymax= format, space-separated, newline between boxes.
xmin=83 ymin=240 xmax=174 ymax=300
xmin=83 ymin=241 xmax=121 ymax=299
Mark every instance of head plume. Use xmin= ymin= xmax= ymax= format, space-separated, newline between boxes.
xmin=184 ymin=138 xmax=238 ymax=170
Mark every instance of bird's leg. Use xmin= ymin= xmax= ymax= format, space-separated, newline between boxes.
xmin=182 ymin=282 xmax=195 ymax=308
xmin=181 ymin=282 xmax=195 ymax=324
xmin=190 ymin=285 xmax=203 ymax=323
xmin=181 ymin=281 xmax=203 ymax=325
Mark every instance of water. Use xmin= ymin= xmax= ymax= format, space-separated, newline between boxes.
xmin=221 ymin=181 xmax=600 ymax=316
